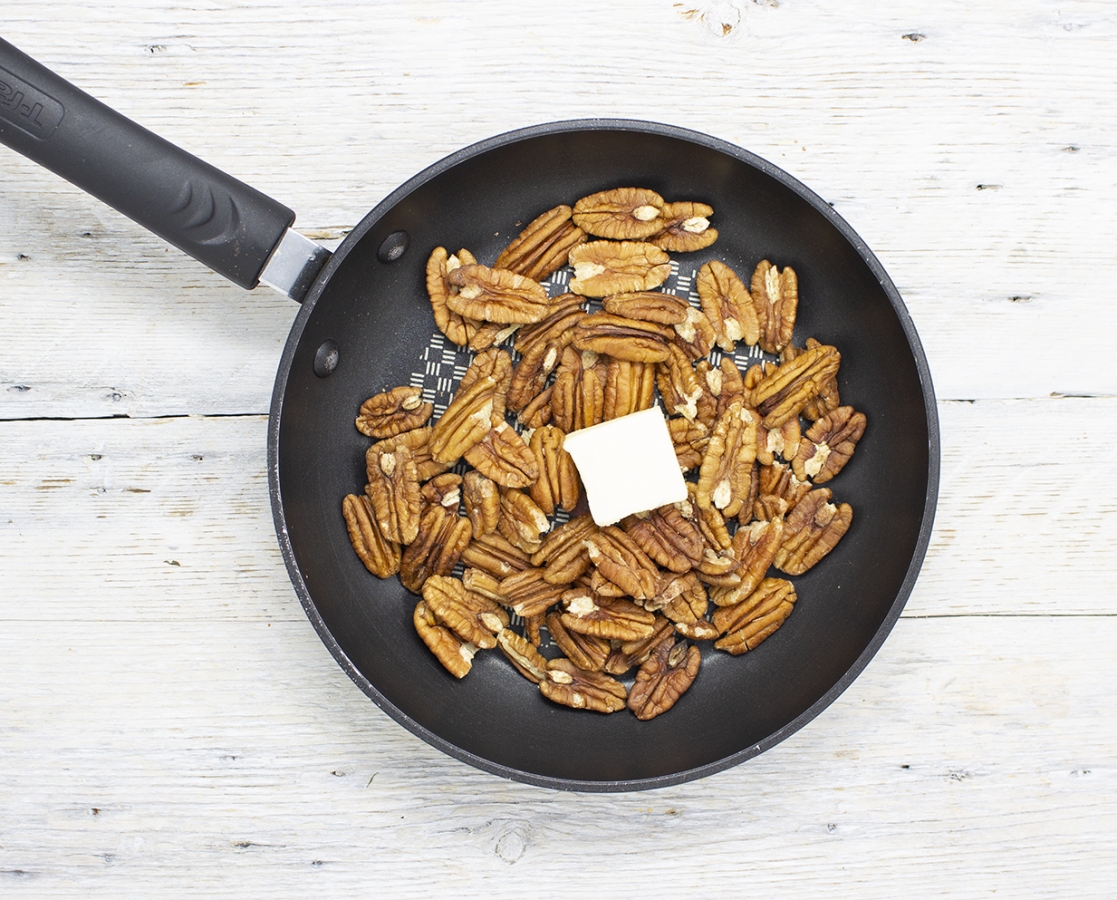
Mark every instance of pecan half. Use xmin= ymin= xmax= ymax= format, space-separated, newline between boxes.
xmin=528 ymin=425 xmax=580 ymax=515
xmin=446 ymin=263 xmax=552 ymax=324
xmin=497 ymin=628 xmax=549 ymax=684
xmin=712 ymin=577 xmax=797 ymax=655
xmin=668 ymin=417 xmax=710 ymax=472
xmin=757 ymin=416 xmax=802 ymax=467
xmin=602 ymin=291 xmax=690 ymax=325
xmin=650 ymin=201 xmax=718 ymax=253
xmin=749 ymin=343 xmax=841 ymax=429
xmin=783 ymin=338 xmax=841 ymax=421
xmin=603 ymin=358 xmax=656 ymax=421
xmin=467 ymin=321 xmax=520 ymax=352
xmin=695 ymin=400 xmax=760 ymax=519
xmin=507 ymin=340 xmax=561 ymax=414
xmin=571 ymin=312 xmax=673 ymax=364
xmin=513 ymin=294 xmax=586 ymax=357
xmin=497 ymin=487 xmax=550 ymax=555
xmin=773 ymin=488 xmax=853 ymax=576
xmin=421 ymin=574 xmax=507 ymax=650
xmin=399 ymin=505 xmax=472 ymax=593
xmin=495 ymin=204 xmax=587 ymax=281
xmin=517 ymin=384 xmax=555 ymax=429
xmin=540 ymin=659 xmax=628 ymax=713
xmin=365 ymin=444 xmax=422 ymax=544
xmin=414 ymin=599 xmax=476 ymax=679
xmin=560 ymin=588 xmax=657 ymax=641
xmin=697 ymin=260 xmax=760 ymax=352
xmin=657 ymin=343 xmax=714 ymax=422
xmin=461 ymin=567 xmax=507 ymax=604
xmin=462 ymin=471 xmax=500 ymax=536
xmin=355 ymin=386 xmax=433 ymax=439
xmin=457 ymin=348 xmax=512 ymax=421
xmin=370 ymin=426 xmax=450 ymax=483
xmin=791 ymin=405 xmax=866 ymax=484
xmin=584 ymin=526 xmax=661 ymax=600
xmin=572 ymin=187 xmax=665 ymax=240
xmin=707 ymin=518 xmax=784 ymax=607
xmin=657 ymin=573 xmax=719 ymax=641
xmin=551 ymin=346 xmax=607 ymax=432
xmin=498 ymin=567 xmax=567 ymax=618
xmin=459 ymin=531 xmax=532 ymax=579
xmin=568 ymin=241 xmax=671 ymax=297
xmin=531 ymin=513 xmax=598 ymax=585
xmin=754 ymin=461 xmax=813 ymax=522
xmin=628 ymin=639 xmax=701 ymax=721
xmin=342 ymin=493 xmax=401 ymax=578
xmin=603 ymin=615 xmax=676 ymax=675
xmin=623 ymin=504 xmax=704 ymax=573
xmin=546 ymin=611 xmax=612 ymax=672
xmin=420 ymin=472 xmax=462 ymax=513
xmin=426 ymin=247 xmax=481 ymax=346
xmin=428 ymin=374 xmax=497 ymax=464
xmin=751 ymin=259 xmax=798 ymax=354
xmin=672 ymin=305 xmax=716 ymax=360
xmin=464 ymin=418 xmax=539 ymax=488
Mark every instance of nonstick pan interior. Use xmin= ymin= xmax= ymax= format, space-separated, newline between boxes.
xmin=269 ymin=121 xmax=938 ymax=790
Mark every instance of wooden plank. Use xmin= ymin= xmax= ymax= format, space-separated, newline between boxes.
xmin=0 ymin=614 xmax=1113 ymax=897
xmin=3 ymin=397 xmax=1115 ymax=621
xmin=2 ymin=1 xmax=1117 ymax=418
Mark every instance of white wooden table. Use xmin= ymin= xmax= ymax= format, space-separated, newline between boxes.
xmin=3 ymin=2 xmax=1115 ymax=896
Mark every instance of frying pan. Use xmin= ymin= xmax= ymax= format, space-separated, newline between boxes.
xmin=1 ymin=38 xmax=939 ymax=791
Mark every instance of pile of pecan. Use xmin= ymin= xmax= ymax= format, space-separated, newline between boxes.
xmin=342 ymin=187 xmax=866 ymax=721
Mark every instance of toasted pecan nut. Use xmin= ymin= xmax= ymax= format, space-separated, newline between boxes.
xmin=365 ymin=444 xmax=422 ymax=545
xmin=584 ymin=526 xmax=661 ymax=601
xmin=657 ymin=343 xmax=713 ymax=422
xmin=749 ymin=343 xmax=841 ymax=429
xmin=697 ymin=260 xmax=760 ymax=352
xmin=623 ymin=504 xmax=704 ymax=574
xmin=446 ymin=263 xmax=552 ymax=324
xmin=497 ymin=628 xmax=549 ymax=684
xmin=531 ymin=514 xmax=598 ymax=584
xmin=495 ymin=204 xmax=587 ymax=281
xmin=571 ymin=312 xmax=674 ymax=364
xmin=628 ymin=639 xmax=702 ymax=721
xmin=498 ymin=567 xmax=567 ymax=619
xmin=572 ymin=187 xmax=665 ymax=240
xmin=568 ymin=240 xmax=671 ymax=297
xmin=551 ymin=346 xmax=606 ymax=433
xmin=462 ymin=471 xmax=500 ymax=537
xmin=497 ymin=488 xmax=550 ymax=555
xmin=695 ymin=400 xmax=760 ymax=519
xmin=428 ymin=374 xmax=498 ymax=465
xmin=513 ymin=295 xmax=586 ymax=357
xmin=603 ymin=615 xmax=676 ymax=676
xmin=459 ymin=531 xmax=532 ymax=579
xmin=757 ymin=416 xmax=802 ymax=467
xmin=546 ymin=611 xmax=612 ymax=672
xmin=370 ymin=426 xmax=450 ymax=483
xmin=414 ymin=599 xmax=476 ymax=679
xmin=602 ymin=290 xmax=691 ymax=325
xmin=712 ymin=577 xmax=797 ymax=655
xmin=507 ymin=340 xmax=562 ymax=414
xmin=668 ymin=417 xmax=709 ymax=472
xmin=426 ymin=247 xmax=482 ymax=346
xmin=560 ymin=588 xmax=657 ymax=642
xmin=457 ymin=348 xmax=512 ymax=421
xmin=399 ymin=505 xmax=473 ymax=593
xmin=603 ymin=358 xmax=656 ymax=421
xmin=773 ymin=488 xmax=853 ymax=575
xmin=420 ymin=472 xmax=462 ymax=513
xmin=422 ymin=574 xmax=507 ymax=650
xmin=672 ymin=305 xmax=716 ymax=361
xmin=342 ymin=493 xmax=401 ymax=578
xmin=649 ymin=201 xmax=718 ymax=253
xmin=464 ymin=418 xmax=539 ymax=489
xmin=707 ymin=518 xmax=785 ymax=607
xmin=517 ymin=384 xmax=555 ymax=429
xmin=540 ymin=658 xmax=628 ymax=713
xmin=751 ymin=259 xmax=799 ymax=354
xmin=461 ymin=567 xmax=507 ymax=604
xmin=791 ymin=405 xmax=866 ymax=484
xmin=528 ymin=425 xmax=580 ymax=516
xmin=355 ymin=386 xmax=433 ymax=439
xmin=467 ymin=321 xmax=521 ymax=352
xmin=753 ymin=461 xmax=813 ymax=522
xmin=783 ymin=338 xmax=842 ymax=421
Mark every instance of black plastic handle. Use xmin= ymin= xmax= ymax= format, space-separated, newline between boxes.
xmin=0 ymin=37 xmax=295 ymax=290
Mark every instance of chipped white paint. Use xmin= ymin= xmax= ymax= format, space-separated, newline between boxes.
xmin=2 ymin=1 xmax=1116 ymax=897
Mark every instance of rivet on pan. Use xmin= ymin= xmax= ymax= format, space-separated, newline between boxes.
xmin=377 ymin=230 xmax=410 ymax=263
xmin=314 ymin=340 xmax=340 ymax=378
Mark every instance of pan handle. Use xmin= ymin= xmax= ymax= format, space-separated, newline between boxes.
xmin=0 ymin=37 xmax=325 ymax=297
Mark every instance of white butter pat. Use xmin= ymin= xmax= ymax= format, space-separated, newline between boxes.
xmin=562 ymin=406 xmax=688 ymax=526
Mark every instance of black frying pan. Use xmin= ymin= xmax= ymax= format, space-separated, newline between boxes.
xmin=1 ymin=38 xmax=939 ymax=791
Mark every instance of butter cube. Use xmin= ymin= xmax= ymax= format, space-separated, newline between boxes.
xmin=561 ymin=406 xmax=688 ymax=526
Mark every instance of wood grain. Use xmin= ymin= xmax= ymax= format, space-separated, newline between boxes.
xmin=2 ymin=1 xmax=1115 ymax=896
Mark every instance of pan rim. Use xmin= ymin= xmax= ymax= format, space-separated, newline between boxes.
xmin=267 ymin=118 xmax=940 ymax=791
